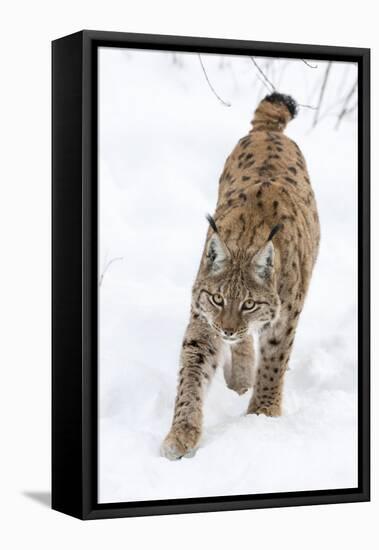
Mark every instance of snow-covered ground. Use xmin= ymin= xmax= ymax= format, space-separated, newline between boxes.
xmin=98 ymin=48 xmax=358 ymax=503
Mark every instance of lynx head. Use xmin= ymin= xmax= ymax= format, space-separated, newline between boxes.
xmin=194 ymin=216 xmax=281 ymax=343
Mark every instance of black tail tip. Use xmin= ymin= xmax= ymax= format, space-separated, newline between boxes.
xmin=264 ymin=92 xmax=298 ymax=119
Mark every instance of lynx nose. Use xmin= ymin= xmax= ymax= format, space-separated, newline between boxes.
xmin=223 ymin=328 xmax=235 ymax=338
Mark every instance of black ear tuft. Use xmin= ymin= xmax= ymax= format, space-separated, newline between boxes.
xmin=206 ymin=213 xmax=219 ymax=234
xmin=267 ymin=223 xmax=283 ymax=242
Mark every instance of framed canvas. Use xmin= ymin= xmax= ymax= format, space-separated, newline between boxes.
xmin=52 ymin=30 xmax=370 ymax=520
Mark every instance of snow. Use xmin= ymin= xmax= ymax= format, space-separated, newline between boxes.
xmin=98 ymin=48 xmax=358 ymax=503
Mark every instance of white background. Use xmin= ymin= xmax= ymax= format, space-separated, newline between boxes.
xmin=0 ymin=1 xmax=376 ymax=549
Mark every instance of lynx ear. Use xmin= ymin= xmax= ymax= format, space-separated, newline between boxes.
xmin=206 ymin=234 xmax=229 ymax=273
xmin=251 ymin=241 xmax=275 ymax=283
xmin=205 ymin=213 xmax=230 ymax=273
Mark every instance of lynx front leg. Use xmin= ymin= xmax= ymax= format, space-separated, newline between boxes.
xmin=247 ymin=315 xmax=298 ymax=417
xmin=161 ymin=315 xmax=220 ymax=460
xmin=224 ymin=336 xmax=255 ymax=395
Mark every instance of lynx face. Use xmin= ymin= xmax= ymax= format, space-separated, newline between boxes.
xmin=195 ymin=233 xmax=281 ymax=342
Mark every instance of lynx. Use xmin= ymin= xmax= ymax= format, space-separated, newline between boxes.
xmin=161 ymin=92 xmax=320 ymax=460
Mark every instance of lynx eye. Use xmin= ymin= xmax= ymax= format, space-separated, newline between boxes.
xmin=243 ymin=299 xmax=256 ymax=311
xmin=212 ymin=293 xmax=224 ymax=306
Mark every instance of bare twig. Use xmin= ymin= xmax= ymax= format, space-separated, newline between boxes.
xmin=265 ymin=59 xmax=275 ymax=88
xmin=172 ymin=53 xmax=182 ymax=67
xmin=313 ymin=61 xmax=332 ymax=127
xmin=298 ymin=103 xmax=317 ymax=110
xmin=335 ymin=80 xmax=358 ymax=129
xmin=301 ymin=59 xmax=318 ymax=69
xmin=198 ymin=54 xmax=231 ymax=107
xmin=338 ymin=101 xmax=358 ymax=122
xmin=345 ymin=100 xmax=358 ymax=115
xmin=250 ymin=57 xmax=276 ymax=92
xmin=250 ymin=57 xmax=317 ymax=110
xmin=336 ymin=63 xmax=350 ymax=97
xmin=254 ymin=70 xmax=271 ymax=101
xmin=99 ymin=256 xmax=124 ymax=287
xmin=218 ymin=56 xmax=229 ymax=70
xmin=276 ymin=60 xmax=289 ymax=88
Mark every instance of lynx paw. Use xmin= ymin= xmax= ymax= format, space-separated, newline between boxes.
xmin=225 ymin=372 xmax=253 ymax=396
xmin=247 ymin=401 xmax=282 ymax=417
xmin=226 ymin=380 xmax=250 ymax=395
xmin=160 ymin=425 xmax=200 ymax=460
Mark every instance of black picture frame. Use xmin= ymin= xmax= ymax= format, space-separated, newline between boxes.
xmin=52 ymin=30 xmax=370 ymax=520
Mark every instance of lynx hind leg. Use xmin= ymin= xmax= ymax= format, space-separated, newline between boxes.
xmin=247 ymin=314 xmax=299 ymax=417
xmin=225 ymin=336 xmax=255 ymax=395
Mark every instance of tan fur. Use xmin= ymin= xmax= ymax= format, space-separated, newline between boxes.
xmin=161 ymin=95 xmax=320 ymax=460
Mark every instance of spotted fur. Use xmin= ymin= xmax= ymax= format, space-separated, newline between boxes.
xmin=161 ymin=93 xmax=320 ymax=460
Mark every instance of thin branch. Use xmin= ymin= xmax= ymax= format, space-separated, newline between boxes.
xmin=345 ymin=100 xmax=358 ymax=115
xmin=99 ymin=256 xmax=124 ymax=287
xmin=265 ymin=59 xmax=275 ymax=89
xmin=315 ymin=86 xmax=356 ymax=125
xmin=336 ymin=63 xmax=350 ymax=97
xmin=335 ymin=80 xmax=358 ymax=129
xmin=198 ymin=54 xmax=231 ymax=107
xmin=255 ymin=70 xmax=271 ymax=100
xmin=250 ymin=57 xmax=276 ymax=92
xmin=250 ymin=58 xmax=316 ymax=111
xmin=276 ymin=60 xmax=289 ymax=88
xmin=172 ymin=53 xmax=181 ymax=67
xmin=301 ymin=59 xmax=318 ymax=69
xmin=218 ymin=56 xmax=230 ymax=70
xmin=298 ymin=103 xmax=317 ymax=110
xmin=313 ymin=61 xmax=332 ymax=127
